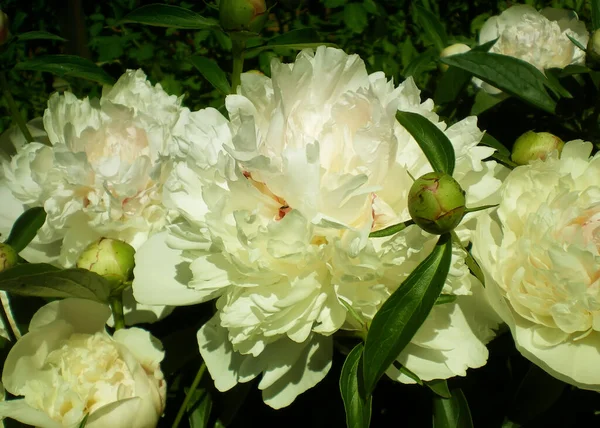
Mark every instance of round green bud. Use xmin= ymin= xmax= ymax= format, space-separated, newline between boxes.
xmin=439 ymin=43 xmax=471 ymax=72
xmin=0 ymin=243 xmax=18 ymax=272
xmin=76 ymin=238 xmax=135 ymax=288
xmin=219 ymin=0 xmax=267 ymax=33
xmin=587 ymin=29 xmax=600 ymax=66
xmin=511 ymin=131 xmax=564 ymax=165
xmin=408 ymin=172 xmax=466 ymax=235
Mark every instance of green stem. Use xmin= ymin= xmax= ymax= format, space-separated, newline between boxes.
xmin=0 ymin=292 xmax=18 ymax=342
xmin=110 ymin=295 xmax=125 ymax=331
xmin=230 ymin=36 xmax=246 ymax=94
xmin=172 ymin=361 xmax=207 ymax=428
xmin=0 ymin=72 xmax=33 ymax=143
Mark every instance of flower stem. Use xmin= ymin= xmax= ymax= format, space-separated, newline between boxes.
xmin=172 ymin=361 xmax=207 ymax=428
xmin=230 ymin=35 xmax=246 ymax=94
xmin=0 ymin=292 xmax=19 ymax=342
xmin=0 ymin=72 xmax=33 ymax=143
xmin=109 ymin=295 xmax=125 ymax=331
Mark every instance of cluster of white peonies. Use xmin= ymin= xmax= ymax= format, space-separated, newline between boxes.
xmin=0 ymin=299 xmax=166 ymax=427
xmin=476 ymin=5 xmax=588 ymax=94
xmin=0 ymin=69 xmax=212 ymax=324
xmin=473 ymin=140 xmax=600 ymax=391
xmin=132 ymin=46 xmax=506 ymax=408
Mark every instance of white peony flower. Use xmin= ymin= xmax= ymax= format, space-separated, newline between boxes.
xmin=0 ymin=70 xmax=210 ymax=324
xmin=477 ymin=5 xmax=588 ymax=94
xmin=134 ymin=46 xmax=505 ymax=408
xmin=472 ymin=140 xmax=600 ymax=390
xmin=0 ymin=298 xmax=166 ymax=427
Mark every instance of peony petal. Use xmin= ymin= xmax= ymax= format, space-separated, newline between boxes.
xmin=0 ymin=399 xmax=62 ymax=428
xmin=133 ymin=232 xmax=206 ymax=305
xmin=86 ymin=397 xmax=143 ymax=428
xmin=113 ymin=327 xmax=165 ymax=369
xmin=197 ymin=315 xmax=262 ymax=392
xmin=29 ymin=298 xmax=110 ymax=333
xmin=261 ymin=334 xmax=332 ymax=409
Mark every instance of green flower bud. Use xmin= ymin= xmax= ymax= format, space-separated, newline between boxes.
xmin=76 ymin=238 xmax=135 ymax=288
xmin=408 ymin=172 xmax=466 ymax=235
xmin=439 ymin=43 xmax=470 ymax=72
xmin=587 ymin=29 xmax=600 ymax=66
xmin=219 ymin=0 xmax=267 ymax=33
xmin=511 ymin=131 xmax=564 ymax=165
xmin=0 ymin=11 xmax=9 ymax=45
xmin=0 ymin=243 xmax=17 ymax=272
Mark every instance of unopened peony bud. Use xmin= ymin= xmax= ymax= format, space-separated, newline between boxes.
xmin=76 ymin=238 xmax=135 ymax=288
xmin=0 ymin=243 xmax=17 ymax=272
xmin=0 ymin=11 xmax=9 ymax=45
xmin=408 ymin=172 xmax=466 ymax=235
xmin=219 ymin=0 xmax=267 ymax=33
xmin=511 ymin=131 xmax=564 ymax=165
xmin=439 ymin=43 xmax=471 ymax=71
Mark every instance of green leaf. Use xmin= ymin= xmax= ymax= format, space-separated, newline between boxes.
xmin=15 ymin=55 xmax=115 ymax=85
xmin=340 ymin=343 xmax=372 ymax=428
xmin=396 ymin=111 xmax=456 ymax=176
xmin=593 ymin=0 xmax=600 ymax=31
xmin=343 ymin=3 xmax=368 ymax=33
xmin=470 ymin=91 xmax=505 ymax=116
xmin=432 ymin=389 xmax=474 ymax=428
xmin=441 ymin=51 xmax=557 ymax=113
xmin=362 ymin=233 xmax=452 ymax=394
xmin=480 ymin=133 xmax=510 ymax=156
xmin=189 ymin=56 xmax=231 ymax=95
xmin=426 ymin=379 xmax=452 ymax=398
xmin=15 ymin=31 xmax=66 ymax=42
xmin=245 ymin=28 xmax=334 ymax=55
xmin=403 ymin=47 xmax=437 ymax=79
xmin=434 ymin=65 xmax=472 ymax=105
xmin=567 ymin=34 xmax=586 ymax=52
xmin=543 ymin=69 xmax=573 ymax=99
xmin=119 ymin=4 xmax=220 ymax=30
xmin=392 ymin=361 xmax=423 ymax=385
xmin=369 ymin=220 xmax=414 ymax=238
xmin=434 ymin=294 xmax=457 ymax=305
xmin=413 ymin=5 xmax=447 ymax=52
xmin=506 ymin=364 xmax=566 ymax=425
xmin=187 ymin=388 xmax=213 ymax=428
xmin=4 ymin=207 xmax=46 ymax=253
xmin=434 ymin=40 xmax=497 ymax=105
xmin=0 ymin=263 xmax=111 ymax=303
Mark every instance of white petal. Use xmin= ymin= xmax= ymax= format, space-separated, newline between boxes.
xmin=0 ymin=399 xmax=62 ymax=428
xmin=133 ymin=232 xmax=205 ymax=305
xmin=113 ymin=327 xmax=164 ymax=369
xmin=29 ymin=298 xmax=110 ymax=333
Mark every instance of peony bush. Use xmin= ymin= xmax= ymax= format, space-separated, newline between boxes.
xmin=0 ymin=0 xmax=599 ymax=426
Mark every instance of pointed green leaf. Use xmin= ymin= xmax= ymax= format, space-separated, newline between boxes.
xmin=369 ymin=220 xmax=414 ymax=238
xmin=15 ymin=55 xmax=115 ymax=85
xmin=396 ymin=111 xmax=456 ymax=176
xmin=506 ymin=364 xmax=566 ymax=425
xmin=434 ymin=294 xmax=457 ymax=305
xmin=340 ymin=343 xmax=372 ymax=428
xmin=0 ymin=263 xmax=111 ymax=302
xmin=16 ymin=31 xmax=66 ymax=42
xmin=4 ymin=207 xmax=46 ymax=253
xmin=441 ymin=51 xmax=557 ymax=113
xmin=426 ymin=379 xmax=452 ymax=398
xmin=120 ymin=4 xmax=220 ymax=30
xmin=190 ymin=56 xmax=231 ymax=95
xmin=187 ymin=388 xmax=213 ymax=428
xmin=432 ymin=389 xmax=474 ymax=428
xmin=593 ymin=0 xmax=600 ymax=31
xmin=363 ymin=233 xmax=452 ymax=394
xmin=480 ymin=133 xmax=510 ymax=156
xmin=413 ymin=5 xmax=447 ymax=52
xmin=403 ymin=47 xmax=437 ymax=79
xmin=78 ymin=414 xmax=89 ymax=428
xmin=470 ymin=90 xmax=505 ymax=116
